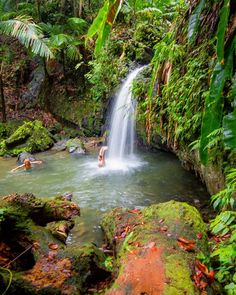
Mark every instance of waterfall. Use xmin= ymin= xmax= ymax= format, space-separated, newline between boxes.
xmin=107 ymin=66 xmax=145 ymax=161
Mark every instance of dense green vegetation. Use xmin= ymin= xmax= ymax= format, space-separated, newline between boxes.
xmin=0 ymin=0 xmax=236 ymax=293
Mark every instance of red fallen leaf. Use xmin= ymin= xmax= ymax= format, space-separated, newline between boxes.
xmin=199 ymin=280 xmax=208 ymax=290
xmin=197 ymin=233 xmax=203 ymax=239
xmin=177 ymin=237 xmax=196 ymax=252
xmin=48 ymin=243 xmax=58 ymax=250
xmin=195 ymin=261 xmax=209 ymax=275
xmin=206 ymin=271 xmax=215 ymax=283
xmin=195 ymin=260 xmax=215 ymax=283
xmin=177 ymin=241 xmax=195 ymax=251
xmin=193 ymin=272 xmax=202 ymax=288
xmin=128 ymin=209 xmax=141 ymax=214
xmin=177 ymin=237 xmax=195 ymax=244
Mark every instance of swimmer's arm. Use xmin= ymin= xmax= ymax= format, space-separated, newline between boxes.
xmin=11 ymin=164 xmax=24 ymax=172
xmin=30 ymin=160 xmax=43 ymax=165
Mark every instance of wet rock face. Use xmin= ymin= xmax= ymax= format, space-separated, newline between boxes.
xmin=101 ymin=201 xmax=210 ymax=295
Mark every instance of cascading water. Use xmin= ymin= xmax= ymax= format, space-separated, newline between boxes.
xmin=107 ymin=66 xmax=146 ymax=163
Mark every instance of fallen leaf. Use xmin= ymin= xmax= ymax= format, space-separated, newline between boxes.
xmin=177 ymin=237 xmax=196 ymax=251
xmin=128 ymin=209 xmax=141 ymax=214
xmin=48 ymin=243 xmax=58 ymax=250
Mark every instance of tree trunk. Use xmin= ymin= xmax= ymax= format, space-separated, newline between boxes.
xmin=0 ymin=75 xmax=7 ymax=123
xmin=60 ymin=0 xmax=67 ymax=17
xmin=0 ymin=63 xmax=6 ymax=123
xmin=79 ymin=0 xmax=83 ymax=17
xmin=61 ymin=50 xmax=69 ymax=95
xmin=72 ymin=0 xmax=78 ymax=17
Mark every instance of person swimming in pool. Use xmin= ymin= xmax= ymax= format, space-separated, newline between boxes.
xmin=11 ymin=158 xmax=43 ymax=172
xmin=98 ymin=146 xmax=108 ymax=168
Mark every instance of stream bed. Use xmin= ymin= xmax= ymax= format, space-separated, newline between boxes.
xmin=0 ymin=149 xmax=209 ymax=246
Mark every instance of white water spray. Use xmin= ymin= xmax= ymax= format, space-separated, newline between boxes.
xmin=107 ymin=66 xmax=146 ymax=163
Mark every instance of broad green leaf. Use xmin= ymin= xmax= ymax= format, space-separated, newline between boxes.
xmin=86 ymin=1 xmax=109 ymax=41
xmin=223 ymin=109 xmax=236 ymax=150
xmin=216 ymin=0 xmax=230 ymax=63
xmin=86 ymin=0 xmax=123 ymax=55
xmin=199 ymin=38 xmax=234 ymax=165
xmin=95 ymin=22 xmax=111 ymax=56
xmin=187 ymin=0 xmax=205 ymax=44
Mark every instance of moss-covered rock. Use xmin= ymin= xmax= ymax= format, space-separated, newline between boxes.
xmin=0 ymin=193 xmax=113 ymax=295
xmin=0 ymin=120 xmax=54 ymax=156
xmin=101 ymin=201 xmax=211 ymax=295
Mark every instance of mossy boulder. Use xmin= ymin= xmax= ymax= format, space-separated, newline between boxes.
xmin=0 ymin=194 xmax=112 ymax=295
xmin=101 ymin=201 xmax=211 ymax=295
xmin=0 ymin=120 xmax=54 ymax=156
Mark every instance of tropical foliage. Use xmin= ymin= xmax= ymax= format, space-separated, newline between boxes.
xmin=0 ymin=0 xmax=236 ymax=293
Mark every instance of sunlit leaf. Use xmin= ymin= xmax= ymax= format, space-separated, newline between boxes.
xmin=86 ymin=0 xmax=123 ymax=56
xmin=86 ymin=1 xmax=109 ymax=42
xmin=216 ymin=0 xmax=230 ymax=63
xmin=0 ymin=16 xmax=53 ymax=59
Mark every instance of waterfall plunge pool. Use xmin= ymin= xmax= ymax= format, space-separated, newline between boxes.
xmin=0 ymin=149 xmax=209 ymax=246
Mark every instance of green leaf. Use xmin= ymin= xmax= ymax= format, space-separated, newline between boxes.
xmin=86 ymin=1 xmax=109 ymax=41
xmin=187 ymin=0 xmax=205 ymax=44
xmin=94 ymin=22 xmax=111 ymax=56
xmin=216 ymin=0 xmax=230 ymax=63
xmin=50 ymin=33 xmax=70 ymax=47
xmin=0 ymin=16 xmax=53 ymax=60
xmin=86 ymin=0 xmax=123 ymax=55
xmin=199 ymin=38 xmax=234 ymax=165
xmin=223 ymin=109 xmax=236 ymax=150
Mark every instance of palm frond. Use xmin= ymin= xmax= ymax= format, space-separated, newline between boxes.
xmin=0 ymin=15 xmax=54 ymax=59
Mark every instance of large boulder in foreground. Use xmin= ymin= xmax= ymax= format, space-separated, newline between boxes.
xmin=0 ymin=193 xmax=112 ymax=295
xmin=101 ymin=201 xmax=213 ymax=295
xmin=0 ymin=120 xmax=54 ymax=156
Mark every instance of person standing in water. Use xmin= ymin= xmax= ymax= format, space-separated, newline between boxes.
xmin=11 ymin=158 xmax=43 ymax=172
xmin=98 ymin=146 xmax=108 ymax=167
